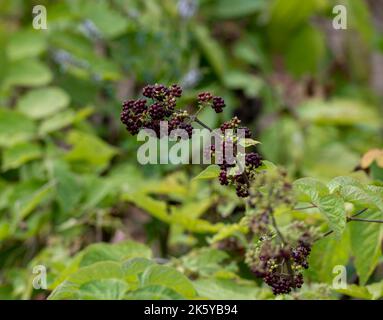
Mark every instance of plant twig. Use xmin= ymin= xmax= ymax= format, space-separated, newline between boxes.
xmin=320 ymin=208 xmax=369 ymax=239
xmin=191 ymin=115 xmax=251 ymax=187
xmin=348 ymin=217 xmax=383 ymax=223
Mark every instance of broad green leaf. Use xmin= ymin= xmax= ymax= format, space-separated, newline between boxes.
xmin=52 ymin=161 xmax=82 ymax=213
xmin=193 ymin=278 xmax=269 ymax=300
xmin=78 ymin=279 xmax=128 ymax=300
xmin=80 ymin=2 xmax=128 ymax=39
xmin=335 ymin=281 xmax=383 ymax=300
xmin=13 ymin=181 xmax=55 ymax=223
xmin=65 ymin=130 xmax=118 ymax=172
xmin=2 ymin=142 xmax=42 ymax=171
xmin=318 ymin=194 xmax=346 ymax=237
xmin=123 ymin=258 xmax=155 ymax=285
xmin=127 ymin=285 xmax=185 ymax=300
xmin=335 ymin=284 xmax=372 ymax=300
xmin=141 ymin=265 xmax=196 ymax=298
xmin=193 ymin=165 xmax=220 ymax=180
xmin=5 ymin=59 xmax=52 ymax=88
xmin=67 ymin=261 xmax=124 ymax=285
xmin=0 ymin=109 xmax=36 ymax=147
xmin=180 ymin=248 xmax=237 ymax=277
xmin=49 ymin=261 xmax=124 ymax=299
xmin=17 ymin=87 xmax=70 ymax=119
xmin=80 ymin=241 xmax=152 ymax=267
xmin=38 ymin=107 xmax=93 ymax=136
xmin=350 ymin=210 xmax=383 ymax=285
xmin=293 ymin=177 xmax=328 ymax=203
xmin=329 ymin=177 xmax=383 ymax=212
xmin=6 ymin=30 xmax=47 ymax=61
xmin=307 ymin=229 xmax=350 ymax=283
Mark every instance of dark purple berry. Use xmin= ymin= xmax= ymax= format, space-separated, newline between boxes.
xmin=212 ymin=96 xmax=225 ymax=113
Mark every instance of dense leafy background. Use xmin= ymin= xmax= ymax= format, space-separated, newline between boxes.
xmin=0 ymin=0 xmax=382 ymax=300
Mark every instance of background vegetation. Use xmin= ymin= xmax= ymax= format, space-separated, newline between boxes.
xmin=0 ymin=0 xmax=382 ymax=300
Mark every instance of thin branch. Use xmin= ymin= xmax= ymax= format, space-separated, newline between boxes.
xmin=192 ymin=116 xmax=212 ymax=132
xmin=351 ymin=208 xmax=368 ymax=218
xmin=348 ymin=217 xmax=383 ymax=223
xmin=319 ymin=208 xmax=369 ymax=239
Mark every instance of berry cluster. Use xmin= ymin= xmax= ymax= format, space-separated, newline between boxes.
xmin=197 ymin=92 xmax=226 ymax=113
xmin=122 ymin=84 xmax=261 ymax=197
xmin=245 ymin=236 xmax=311 ymax=295
xmin=243 ymin=170 xmax=316 ymax=295
xmin=121 ymin=84 xmax=191 ymax=138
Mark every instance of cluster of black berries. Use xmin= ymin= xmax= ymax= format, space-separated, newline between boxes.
xmin=122 ymin=84 xmax=261 ymax=198
xmin=243 ymin=170 xmax=316 ymax=295
xmin=245 ymin=238 xmax=311 ymax=295
xmin=121 ymin=84 xmax=193 ymax=138
xmin=197 ymin=92 xmax=226 ymax=113
xmin=212 ymin=117 xmax=262 ymax=197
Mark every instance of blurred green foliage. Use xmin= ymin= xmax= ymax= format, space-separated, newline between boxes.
xmin=0 ymin=0 xmax=382 ymax=300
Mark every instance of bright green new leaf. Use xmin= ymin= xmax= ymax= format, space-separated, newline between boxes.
xmin=80 ymin=241 xmax=152 ymax=267
xmin=141 ymin=265 xmax=196 ymax=298
xmin=2 ymin=142 xmax=42 ymax=171
xmin=5 ymin=59 xmax=52 ymax=88
xmin=350 ymin=210 xmax=383 ymax=285
xmin=193 ymin=165 xmax=220 ymax=180
xmin=293 ymin=177 xmax=329 ymax=203
xmin=318 ymin=194 xmax=346 ymax=237
xmin=17 ymin=87 xmax=70 ymax=119
xmin=0 ymin=109 xmax=36 ymax=147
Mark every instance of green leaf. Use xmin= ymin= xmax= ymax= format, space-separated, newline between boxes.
xmin=13 ymin=181 xmax=55 ymax=223
xmin=65 ymin=130 xmax=118 ymax=172
xmin=350 ymin=210 xmax=383 ymax=285
xmin=141 ymin=265 xmax=196 ymax=298
xmin=308 ymin=228 xmax=350 ymax=283
xmin=5 ymin=59 xmax=52 ymax=88
xmin=123 ymin=258 xmax=155 ymax=285
xmin=67 ymin=261 xmax=124 ymax=285
xmin=38 ymin=107 xmax=93 ymax=135
xmin=193 ymin=165 xmax=220 ymax=180
xmin=318 ymin=194 xmax=346 ymax=237
xmin=127 ymin=285 xmax=185 ymax=300
xmin=48 ymin=261 xmax=125 ymax=299
xmin=211 ymin=0 xmax=265 ymax=19
xmin=52 ymin=161 xmax=82 ymax=213
xmin=335 ymin=284 xmax=372 ymax=300
xmin=193 ymin=278 xmax=268 ymax=300
xmin=17 ymin=87 xmax=70 ymax=119
xmin=328 ymin=177 xmax=383 ymax=212
xmin=193 ymin=25 xmax=226 ymax=80
xmin=180 ymin=248 xmax=237 ymax=277
xmin=293 ymin=177 xmax=329 ymax=203
xmin=80 ymin=241 xmax=152 ymax=267
xmin=238 ymin=138 xmax=261 ymax=148
xmin=80 ymin=2 xmax=128 ymax=39
xmin=6 ymin=30 xmax=47 ymax=61
xmin=78 ymin=279 xmax=128 ymax=300
xmin=0 ymin=109 xmax=36 ymax=147
xmin=286 ymin=25 xmax=325 ymax=77
xmin=297 ymin=99 xmax=380 ymax=126
xmin=2 ymin=142 xmax=42 ymax=171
